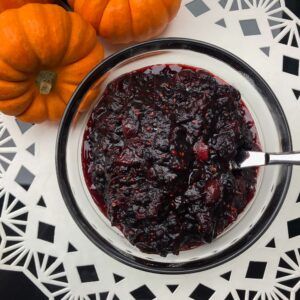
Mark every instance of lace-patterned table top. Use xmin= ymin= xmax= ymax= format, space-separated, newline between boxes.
xmin=0 ymin=1 xmax=300 ymax=299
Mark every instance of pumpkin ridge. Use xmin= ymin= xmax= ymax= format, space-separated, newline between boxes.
xmin=68 ymin=34 xmax=98 ymax=66
xmin=44 ymin=4 xmax=74 ymax=66
xmin=98 ymin=0 xmax=111 ymax=29
xmin=98 ymin=0 xmax=112 ymax=35
xmin=0 ymin=80 xmax=32 ymax=100
xmin=161 ymin=0 xmax=181 ymax=20
xmin=19 ymin=4 xmax=71 ymax=67
xmin=130 ymin=0 xmax=169 ymax=42
xmin=0 ymin=9 xmax=40 ymax=74
xmin=53 ymin=8 xmax=73 ymax=67
xmin=45 ymin=91 xmax=66 ymax=121
xmin=59 ymin=37 xmax=99 ymax=72
xmin=54 ymin=88 xmax=71 ymax=105
xmin=18 ymin=92 xmax=48 ymax=123
xmin=143 ymin=0 xmax=162 ymax=40
xmin=1 ymin=58 xmax=33 ymax=76
xmin=74 ymin=0 xmax=85 ymax=17
xmin=54 ymin=80 xmax=79 ymax=105
xmin=15 ymin=8 xmax=41 ymax=67
xmin=60 ymin=13 xmax=98 ymax=67
xmin=159 ymin=0 xmax=171 ymax=20
xmin=55 ymin=74 xmax=78 ymax=86
xmin=0 ymin=89 xmax=35 ymax=116
xmin=125 ymin=0 xmax=144 ymax=42
xmin=56 ymin=91 xmax=69 ymax=105
xmin=127 ymin=0 xmax=134 ymax=41
xmin=1 ymin=56 xmax=33 ymax=76
xmin=57 ymin=81 xmax=77 ymax=89
xmin=77 ymin=0 xmax=110 ymax=31
xmin=0 ymin=60 xmax=29 ymax=82
xmin=55 ymin=42 xmax=104 ymax=103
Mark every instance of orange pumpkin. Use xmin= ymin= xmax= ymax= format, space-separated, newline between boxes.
xmin=68 ymin=0 xmax=182 ymax=44
xmin=0 ymin=0 xmax=54 ymax=13
xmin=0 ymin=4 xmax=104 ymax=123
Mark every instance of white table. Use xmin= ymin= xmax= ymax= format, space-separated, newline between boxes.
xmin=0 ymin=1 xmax=300 ymax=299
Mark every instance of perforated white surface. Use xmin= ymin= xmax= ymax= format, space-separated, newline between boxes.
xmin=0 ymin=1 xmax=300 ymax=299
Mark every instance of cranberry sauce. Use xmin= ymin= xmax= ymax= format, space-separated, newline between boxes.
xmin=82 ymin=64 xmax=260 ymax=256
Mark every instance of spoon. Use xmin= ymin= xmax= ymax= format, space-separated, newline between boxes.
xmin=230 ymin=151 xmax=300 ymax=169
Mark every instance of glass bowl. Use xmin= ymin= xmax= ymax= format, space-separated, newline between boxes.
xmin=56 ymin=38 xmax=292 ymax=274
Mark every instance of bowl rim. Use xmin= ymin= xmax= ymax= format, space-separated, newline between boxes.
xmin=56 ymin=38 xmax=293 ymax=274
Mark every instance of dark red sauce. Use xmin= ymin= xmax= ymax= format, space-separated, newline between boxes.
xmin=82 ymin=64 xmax=260 ymax=256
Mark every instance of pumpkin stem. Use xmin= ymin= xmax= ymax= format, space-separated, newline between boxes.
xmin=36 ymin=70 xmax=57 ymax=95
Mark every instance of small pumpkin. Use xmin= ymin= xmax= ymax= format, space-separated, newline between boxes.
xmin=0 ymin=4 xmax=104 ymax=123
xmin=68 ymin=0 xmax=182 ymax=44
xmin=0 ymin=0 xmax=54 ymax=13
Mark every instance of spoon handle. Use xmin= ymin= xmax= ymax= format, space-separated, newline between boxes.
xmin=268 ymin=152 xmax=300 ymax=165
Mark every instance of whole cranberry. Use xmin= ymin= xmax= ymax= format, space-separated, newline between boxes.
xmin=205 ymin=179 xmax=221 ymax=204
xmin=122 ymin=118 xmax=139 ymax=138
xmin=193 ymin=140 xmax=209 ymax=161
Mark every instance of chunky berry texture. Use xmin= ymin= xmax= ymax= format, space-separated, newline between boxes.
xmin=82 ymin=64 xmax=259 ymax=256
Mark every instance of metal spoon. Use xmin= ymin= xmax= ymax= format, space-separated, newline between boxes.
xmin=230 ymin=151 xmax=300 ymax=169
